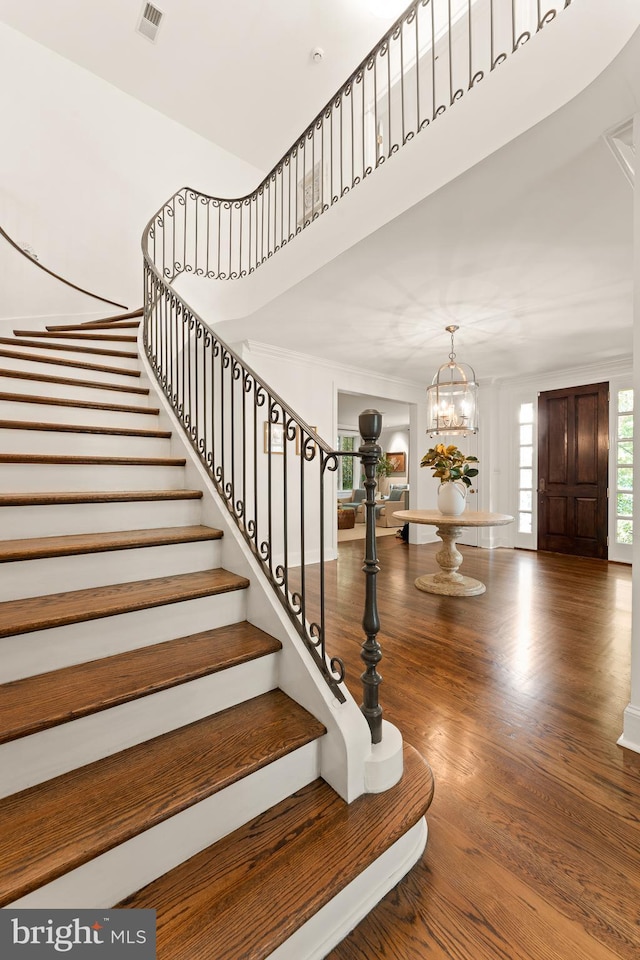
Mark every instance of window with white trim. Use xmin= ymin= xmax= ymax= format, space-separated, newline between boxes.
xmin=518 ymin=402 xmax=534 ymax=535
xmin=615 ymin=389 xmax=633 ymax=546
xmin=337 ymin=434 xmax=356 ymax=491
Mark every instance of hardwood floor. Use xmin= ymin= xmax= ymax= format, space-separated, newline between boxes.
xmin=323 ymin=538 xmax=640 ymax=960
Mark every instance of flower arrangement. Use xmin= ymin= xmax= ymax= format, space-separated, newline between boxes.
xmin=420 ymin=443 xmax=479 ymax=490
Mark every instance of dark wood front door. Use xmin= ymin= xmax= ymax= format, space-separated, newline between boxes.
xmin=537 ymin=382 xmax=608 ymax=559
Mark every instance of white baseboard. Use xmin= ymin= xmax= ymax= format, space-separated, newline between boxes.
xmin=618 ymin=703 xmax=640 ymax=754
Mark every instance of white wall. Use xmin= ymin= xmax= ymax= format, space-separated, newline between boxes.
xmin=0 ymin=21 xmax=263 ymax=317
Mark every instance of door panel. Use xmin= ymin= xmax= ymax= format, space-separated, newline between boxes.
xmin=538 ymin=382 xmax=608 ymax=559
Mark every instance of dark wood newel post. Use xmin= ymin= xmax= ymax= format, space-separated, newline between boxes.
xmin=358 ymin=409 xmax=383 ymax=744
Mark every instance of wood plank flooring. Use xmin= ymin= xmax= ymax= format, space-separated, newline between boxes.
xmin=321 ymin=539 xmax=640 ymax=960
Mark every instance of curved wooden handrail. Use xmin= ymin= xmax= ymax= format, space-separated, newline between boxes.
xmin=0 ymin=224 xmax=128 ymax=311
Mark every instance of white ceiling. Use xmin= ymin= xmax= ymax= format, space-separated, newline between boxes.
xmin=0 ymin=0 xmax=407 ymax=173
xmin=0 ymin=1 xmax=637 ymax=385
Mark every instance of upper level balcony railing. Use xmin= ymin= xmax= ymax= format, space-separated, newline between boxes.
xmin=141 ymin=0 xmax=573 ymax=733
xmin=144 ymin=0 xmax=571 ymax=288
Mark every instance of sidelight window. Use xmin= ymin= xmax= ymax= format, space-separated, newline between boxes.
xmin=615 ymin=389 xmax=633 ymax=545
xmin=518 ymin=402 xmax=534 ymax=535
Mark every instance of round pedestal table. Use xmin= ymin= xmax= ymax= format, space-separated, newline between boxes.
xmin=392 ymin=509 xmax=514 ymax=597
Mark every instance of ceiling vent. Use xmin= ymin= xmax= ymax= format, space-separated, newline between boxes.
xmin=137 ymin=2 xmax=163 ymax=43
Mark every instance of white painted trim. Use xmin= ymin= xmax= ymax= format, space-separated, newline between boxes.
xmin=618 ymin=703 xmax=640 ymax=755
xmin=243 ymin=338 xmax=424 ymax=391
xmin=364 ymin=720 xmax=404 ymax=793
xmin=266 ymin=818 xmax=428 ymax=960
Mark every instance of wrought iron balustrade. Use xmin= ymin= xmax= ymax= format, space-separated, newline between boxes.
xmin=141 ymin=0 xmax=573 ymax=730
xmin=143 ymin=266 xmax=386 ymax=734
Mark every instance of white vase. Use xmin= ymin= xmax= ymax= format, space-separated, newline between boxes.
xmin=437 ymin=481 xmax=467 ymax=516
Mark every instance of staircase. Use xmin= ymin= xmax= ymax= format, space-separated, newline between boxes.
xmin=0 ymin=313 xmax=434 ymax=959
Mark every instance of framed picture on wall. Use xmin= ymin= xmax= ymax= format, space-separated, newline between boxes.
xmin=264 ymin=421 xmax=285 ymax=454
xmin=387 ymin=451 xmax=406 ymax=474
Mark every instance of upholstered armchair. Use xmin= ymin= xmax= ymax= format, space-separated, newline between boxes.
xmin=375 ymin=488 xmax=408 ymax=527
xmin=354 ymin=486 xmax=408 ymax=526
xmin=338 ymin=489 xmax=366 ymax=516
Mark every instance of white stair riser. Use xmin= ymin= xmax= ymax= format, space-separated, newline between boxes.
xmin=0 ymin=353 xmax=143 ymax=387
xmin=0 ymin=398 xmax=160 ymax=430
xmin=0 ymin=374 xmax=149 ymax=406
xmin=9 ymin=741 xmax=321 ymax=909
xmin=0 ymin=428 xmax=172 ymax=459
xmin=0 ymin=653 xmax=279 ymax=796
xmin=1 ymin=590 xmax=248 ymax=682
xmin=266 ymin=822 xmax=428 ymax=960
xmin=4 ymin=345 xmax=141 ymax=371
xmin=0 ymin=498 xmax=203 ymax=540
xmin=0 ymin=539 xmax=222 ymax=601
xmin=0 ymin=462 xmax=185 ymax=492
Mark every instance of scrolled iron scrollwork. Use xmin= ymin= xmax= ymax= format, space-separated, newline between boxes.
xmin=290 ymin=592 xmax=303 ymax=616
xmin=329 ymin=656 xmax=347 ymax=684
xmin=307 ymin=623 xmax=323 ymax=649
xmin=301 ymin=432 xmax=318 ymax=462
xmin=285 ymin=417 xmax=297 ymax=444
xmin=538 ymin=8 xmax=557 ymax=29
xmin=274 ymin=564 xmax=287 ymax=588
xmin=259 ymin=541 xmax=270 ymax=562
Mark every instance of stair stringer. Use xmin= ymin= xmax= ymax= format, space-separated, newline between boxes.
xmin=137 ymin=336 xmax=385 ymax=804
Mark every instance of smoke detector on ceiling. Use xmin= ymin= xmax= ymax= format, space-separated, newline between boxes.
xmin=136 ymin=2 xmax=164 ymax=43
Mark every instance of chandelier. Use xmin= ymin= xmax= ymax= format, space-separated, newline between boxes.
xmin=426 ymin=325 xmax=478 ymax=436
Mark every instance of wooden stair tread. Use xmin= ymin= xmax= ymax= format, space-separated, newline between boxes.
xmin=0 ymin=524 xmax=222 ymax=563
xmin=0 ymin=390 xmax=158 ymax=415
xmin=80 ymin=309 xmax=143 ymax=325
xmin=46 ymin=321 xmax=140 ymax=331
xmin=0 ymin=690 xmax=323 ymax=905
xmin=13 ymin=331 xmax=138 ymax=343
xmin=0 ymin=568 xmax=249 ymax=638
xmin=0 ymin=623 xmax=281 ymax=743
xmin=0 ymin=418 xmax=170 ymax=439
xmin=0 ymin=337 xmax=137 ymax=360
xmin=119 ymin=745 xmax=433 ymax=959
xmin=0 ymin=489 xmax=203 ymax=507
xmin=0 ymin=453 xmax=185 ymax=466
xmin=0 ymin=348 xmax=141 ymax=378
xmin=0 ymin=367 xmax=149 ymax=395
